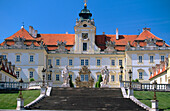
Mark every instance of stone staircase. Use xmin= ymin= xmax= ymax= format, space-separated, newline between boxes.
xmin=28 ymin=87 xmax=146 ymax=110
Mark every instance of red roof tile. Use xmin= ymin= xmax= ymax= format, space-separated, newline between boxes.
xmin=5 ymin=28 xmax=35 ymax=40
xmin=36 ymin=34 xmax=75 ymax=46
xmin=135 ymin=30 xmax=162 ymax=41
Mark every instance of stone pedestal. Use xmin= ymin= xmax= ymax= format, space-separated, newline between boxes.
xmin=128 ymin=87 xmax=133 ymax=98
xmin=41 ymin=86 xmax=46 ymax=95
xmin=100 ymin=82 xmax=109 ymax=88
xmin=150 ymin=100 xmax=159 ymax=111
xmin=16 ymin=98 xmax=24 ymax=110
xmin=61 ymin=83 xmax=70 ymax=87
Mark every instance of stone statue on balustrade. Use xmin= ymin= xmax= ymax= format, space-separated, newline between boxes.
xmin=100 ymin=66 xmax=109 ymax=87
xmin=61 ymin=66 xmax=70 ymax=87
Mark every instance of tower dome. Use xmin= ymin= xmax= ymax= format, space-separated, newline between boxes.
xmin=79 ymin=4 xmax=92 ymax=21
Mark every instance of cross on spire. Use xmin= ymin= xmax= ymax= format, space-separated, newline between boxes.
xmin=84 ymin=0 xmax=88 ymax=7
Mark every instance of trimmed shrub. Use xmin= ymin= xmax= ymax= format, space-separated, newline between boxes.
xmin=135 ymin=79 xmax=139 ymax=82
xmin=69 ymin=74 xmax=74 ymax=87
xmin=95 ymin=74 xmax=102 ymax=88
xmin=30 ymin=78 xmax=35 ymax=82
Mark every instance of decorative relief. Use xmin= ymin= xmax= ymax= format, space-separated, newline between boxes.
xmin=75 ymin=66 xmax=94 ymax=88
xmin=56 ymin=41 xmax=67 ymax=53
xmin=104 ymin=41 xmax=117 ymax=54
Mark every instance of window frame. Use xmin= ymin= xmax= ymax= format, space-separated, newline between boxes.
xmin=139 ymin=56 xmax=142 ymax=63
xmin=16 ymin=71 xmax=20 ymax=79
xmin=111 ymin=59 xmax=115 ymax=66
xmin=56 ymin=74 xmax=60 ymax=81
xmin=16 ymin=55 xmax=21 ymax=62
xmin=56 ymin=59 xmax=60 ymax=66
xmin=29 ymin=55 xmax=34 ymax=62
xmin=29 ymin=71 xmax=34 ymax=79
xmin=119 ymin=59 xmax=123 ymax=66
xmin=139 ymin=72 xmax=143 ymax=80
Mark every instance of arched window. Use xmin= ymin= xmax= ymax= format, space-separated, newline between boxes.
xmin=137 ymin=69 xmax=144 ymax=80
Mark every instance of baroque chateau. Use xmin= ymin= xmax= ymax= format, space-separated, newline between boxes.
xmin=0 ymin=3 xmax=170 ymax=87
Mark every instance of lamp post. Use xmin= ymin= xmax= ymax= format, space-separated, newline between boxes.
xmin=128 ymin=69 xmax=133 ymax=98
xmin=153 ymin=80 xmax=157 ymax=100
xmin=18 ymin=78 xmax=23 ymax=98
xmin=42 ymin=68 xmax=46 ymax=87
xmin=151 ymin=80 xmax=159 ymax=111
xmin=120 ymin=65 xmax=123 ymax=81
xmin=16 ymin=78 xmax=24 ymax=110
xmin=128 ymin=69 xmax=132 ymax=88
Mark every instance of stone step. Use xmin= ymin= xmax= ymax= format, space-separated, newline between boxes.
xmin=28 ymin=88 xmax=145 ymax=110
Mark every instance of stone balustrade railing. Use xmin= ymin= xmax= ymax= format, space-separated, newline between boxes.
xmin=120 ymin=81 xmax=170 ymax=91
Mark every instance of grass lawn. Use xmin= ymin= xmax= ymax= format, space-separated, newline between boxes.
xmin=0 ymin=90 xmax=40 ymax=109
xmin=134 ymin=91 xmax=170 ymax=110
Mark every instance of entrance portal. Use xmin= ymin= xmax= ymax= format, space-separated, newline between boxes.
xmin=75 ymin=66 xmax=94 ymax=88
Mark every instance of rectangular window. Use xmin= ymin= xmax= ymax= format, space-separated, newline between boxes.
xmin=85 ymin=75 xmax=89 ymax=81
xmin=69 ymin=59 xmax=73 ymax=66
xmin=85 ymin=59 xmax=88 ymax=66
xmin=56 ymin=59 xmax=60 ymax=66
xmin=48 ymin=74 xmax=51 ymax=80
xmin=83 ymin=43 xmax=87 ymax=51
xmin=139 ymin=72 xmax=143 ymax=80
xmin=30 ymin=55 xmax=34 ymax=62
xmin=150 ymin=56 xmax=154 ymax=63
xmin=111 ymin=75 xmax=115 ymax=81
xmin=30 ymin=71 xmax=34 ymax=78
xmin=56 ymin=75 xmax=60 ymax=81
xmin=16 ymin=71 xmax=20 ymax=79
xmin=97 ymin=59 xmax=101 ymax=66
xmin=111 ymin=60 xmax=115 ymax=66
xmin=3 ymin=55 xmax=6 ymax=60
xmin=81 ymin=75 xmax=84 ymax=81
xmin=139 ymin=56 xmax=142 ymax=63
xmin=81 ymin=59 xmax=88 ymax=66
xmin=119 ymin=60 xmax=122 ymax=66
xmin=16 ymin=55 xmax=20 ymax=62
xmin=0 ymin=74 xmax=2 ymax=80
xmin=161 ymin=56 xmax=164 ymax=62
xmin=48 ymin=59 xmax=51 ymax=65
xmin=81 ymin=59 xmax=84 ymax=66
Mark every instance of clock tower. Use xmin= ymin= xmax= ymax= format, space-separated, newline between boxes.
xmin=71 ymin=2 xmax=100 ymax=54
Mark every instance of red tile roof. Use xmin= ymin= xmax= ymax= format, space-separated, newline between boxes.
xmin=1 ymin=28 xmax=169 ymax=51
xmin=5 ymin=28 xmax=35 ymax=40
xmin=36 ymin=34 xmax=75 ymax=46
xmin=135 ymin=30 xmax=162 ymax=41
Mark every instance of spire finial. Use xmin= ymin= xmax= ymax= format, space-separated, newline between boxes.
xmin=84 ymin=0 xmax=87 ymax=7
xmin=21 ymin=22 xmax=24 ymax=29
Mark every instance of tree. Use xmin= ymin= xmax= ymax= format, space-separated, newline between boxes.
xmin=95 ymin=74 xmax=102 ymax=88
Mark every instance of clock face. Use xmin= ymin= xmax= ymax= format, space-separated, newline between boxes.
xmin=82 ymin=33 xmax=88 ymax=39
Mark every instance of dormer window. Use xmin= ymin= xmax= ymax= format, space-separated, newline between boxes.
xmin=82 ymin=33 xmax=88 ymax=39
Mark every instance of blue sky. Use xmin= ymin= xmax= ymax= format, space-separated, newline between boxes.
xmin=0 ymin=0 xmax=170 ymax=44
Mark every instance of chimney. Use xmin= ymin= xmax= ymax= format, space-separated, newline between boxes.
xmin=103 ymin=32 xmax=105 ymax=35
xmin=116 ymin=28 xmax=119 ymax=40
xmin=143 ymin=28 xmax=151 ymax=32
xmin=34 ymin=30 xmax=38 ymax=38
xmin=29 ymin=26 xmax=33 ymax=35
xmin=32 ymin=28 xmax=35 ymax=37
